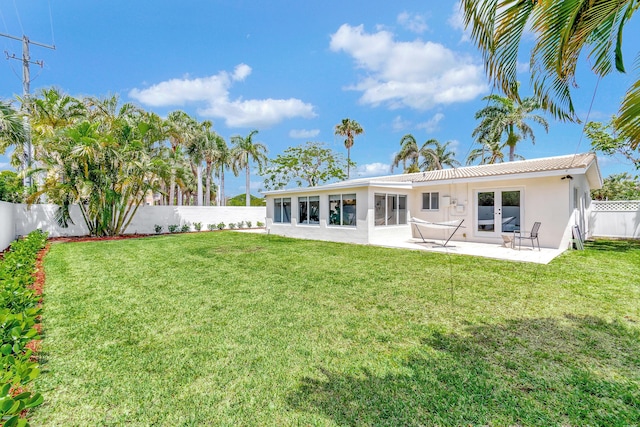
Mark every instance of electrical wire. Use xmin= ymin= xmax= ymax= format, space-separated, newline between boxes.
xmin=47 ymin=0 xmax=55 ymax=46
xmin=11 ymin=0 xmax=24 ymax=35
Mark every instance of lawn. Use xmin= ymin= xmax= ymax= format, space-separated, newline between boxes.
xmin=34 ymin=232 xmax=639 ymax=426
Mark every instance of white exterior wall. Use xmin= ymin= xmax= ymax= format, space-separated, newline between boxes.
xmin=410 ymin=175 xmax=577 ymax=249
xmin=13 ymin=204 xmax=266 ymax=237
xmin=0 ymin=201 xmax=15 ymax=251
xmin=265 ymin=172 xmax=597 ymax=250
xmin=266 ymin=187 xmax=370 ymax=244
xmin=589 ymin=201 xmax=640 ymax=238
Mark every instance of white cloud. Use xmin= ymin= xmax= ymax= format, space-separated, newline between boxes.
xmin=289 ymin=129 xmax=320 ymax=139
xmin=129 ymin=64 xmax=316 ymax=128
xmin=391 ymin=116 xmax=411 ymax=132
xmin=397 ymin=12 xmax=428 ymax=34
xmin=330 ymin=24 xmax=487 ymax=110
xmin=417 ymin=113 xmax=445 ymax=132
xmin=446 ymin=138 xmax=461 ymax=155
xmin=356 ymin=162 xmax=392 ymax=178
xmin=447 ymin=1 xmax=471 ymax=42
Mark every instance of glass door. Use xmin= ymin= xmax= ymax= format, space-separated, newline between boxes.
xmin=476 ymin=190 xmax=521 ymax=236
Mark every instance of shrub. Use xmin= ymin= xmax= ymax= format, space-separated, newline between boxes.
xmin=0 ymin=230 xmax=47 ymax=423
xmin=181 ymin=224 xmax=190 ymax=233
xmin=193 ymin=222 xmax=202 ymax=232
xmin=217 ymin=222 xmax=225 ymax=230
xmin=207 ymin=224 xmax=216 ymax=231
xmin=245 ymin=221 xmax=252 ymax=228
xmin=154 ymin=224 xmax=163 ymax=234
xmin=168 ymin=225 xmax=179 ymax=233
xmin=237 ymin=221 xmax=245 ymax=229
xmin=228 ymin=223 xmax=237 ymax=229
xmin=257 ymin=221 xmax=264 ymax=227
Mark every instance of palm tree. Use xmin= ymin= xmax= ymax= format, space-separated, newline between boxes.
xmin=334 ymin=118 xmax=364 ymax=179
xmin=465 ymin=139 xmax=506 ymax=165
xmin=213 ymin=134 xmax=232 ymax=206
xmin=473 ymin=94 xmax=548 ymax=162
xmin=460 ymin=0 xmax=639 ymax=147
xmin=419 ymin=139 xmax=461 ymax=171
xmin=0 ymin=101 xmax=27 ymax=166
xmin=230 ymin=130 xmax=268 ymax=206
xmin=391 ymin=134 xmax=420 ymax=173
xmin=165 ymin=111 xmax=197 ymax=205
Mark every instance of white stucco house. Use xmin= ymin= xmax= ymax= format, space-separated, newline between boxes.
xmin=263 ymin=153 xmax=602 ymax=250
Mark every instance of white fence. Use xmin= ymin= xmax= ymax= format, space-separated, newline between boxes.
xmin=589 ymin=200 xmax=640 ymax=239
xmin=1 ymin=203 xmax=266 ymax=250
xmin=0 ymin=201 xmax=15 ymax=252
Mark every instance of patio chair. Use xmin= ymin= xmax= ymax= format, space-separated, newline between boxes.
xmin=513 ymin=222 xmax=541 ymax=251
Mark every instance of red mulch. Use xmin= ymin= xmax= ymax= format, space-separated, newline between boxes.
xmin=48 ymin=234 xmax=154 ymax=244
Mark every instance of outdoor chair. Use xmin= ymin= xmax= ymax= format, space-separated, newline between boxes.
xmin=513 ymin=222 xmax=541 ymax=251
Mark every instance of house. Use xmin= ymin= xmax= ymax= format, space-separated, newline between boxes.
xmin=263 ymin=153 xmax=602 ymax=250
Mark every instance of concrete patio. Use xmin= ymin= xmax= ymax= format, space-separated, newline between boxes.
xmin=371 ymin=237 xmax=566 ymax=264
xmin=238 ymin=228 xmax=567 ymax=264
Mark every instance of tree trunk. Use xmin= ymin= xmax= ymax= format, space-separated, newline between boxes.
xmin=220 ymin=166 xmax=225 ymax=206
xmin=245 ymin=158 xmax=250 ymax=207
xmin=205 ymin=163 xmax=212 ymax=206
xmin=177 ymin=187 xmax=182 ymax=206
xmin=169 ymin=169 xmax=176 ymax=206
xmin=197 ymin=163 xmax=203 ymax=206
xmin=347 ymin=147 xmax=351 ymax=179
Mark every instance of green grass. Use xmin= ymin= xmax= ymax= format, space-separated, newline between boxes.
xmin=34 ymin=233 xmax=640 ymax=426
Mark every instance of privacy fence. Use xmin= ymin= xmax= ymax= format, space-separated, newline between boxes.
xmin=1 ymin=202 xmax=266 ymax=251
xmin=589 ymin=200 xmax=640 ymax=239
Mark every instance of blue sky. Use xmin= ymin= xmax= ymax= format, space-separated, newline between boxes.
xmin=1 ymin=1 xmax=638 ymax=195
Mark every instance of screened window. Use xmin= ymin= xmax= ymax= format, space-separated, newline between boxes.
xmin=329 ymin=194 xmax=356 ymax=226
xmin=298 ymin=196 xmax=320 ymax=224
xmin=422 ymin=192 xmax=439 ymax=210
xmin=375 ymin=194 xmax=407 ymax=226
xmin=274 ymin=197 xmax=291 ymax=223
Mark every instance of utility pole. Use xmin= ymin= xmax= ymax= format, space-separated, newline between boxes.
xmin=1 ymin=32 xmax=55 ymax=187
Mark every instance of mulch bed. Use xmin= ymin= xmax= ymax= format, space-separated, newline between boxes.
xmin=47 ymin=234 xmax=155 ymax=244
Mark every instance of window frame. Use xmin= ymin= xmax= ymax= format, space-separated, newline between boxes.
xmin=375 ymin=193 xmax=408 ymax=226
xmin=421 ymin=192 xmax=440 ymax=211
xmin=298 ymin=195 xmax=320 ymax=225
xmin=328 ymin=193 xmax=357 ymax=226
xmin=273 ymin=197 xmax=292 ymax=223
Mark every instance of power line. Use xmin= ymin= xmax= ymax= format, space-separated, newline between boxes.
xmin=1 ymin=31 xmax=55 ymax=187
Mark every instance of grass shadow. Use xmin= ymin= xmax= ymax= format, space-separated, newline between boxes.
xmin=288 ymin=315 xmax=640 ymax=426
xmin=585 ymin=239 xmax=640 ymax=252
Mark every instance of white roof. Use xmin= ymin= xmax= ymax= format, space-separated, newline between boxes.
xmin=263 ymin=153 xmax=601 ymax=195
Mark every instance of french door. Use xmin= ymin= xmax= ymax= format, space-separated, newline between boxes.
xmin=476 ymin=189 xmax=521 ymax=236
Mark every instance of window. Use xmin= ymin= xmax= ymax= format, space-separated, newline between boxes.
xmin=422 ymin=192 xmax=439 ymax=210
xmin=274 ymin=197 xmax=291 ymax=223
xmin=375 ymin=193 xmax=407 ymax=226
xmin=298 ymin=196 xmax=320 ymax=224
xmin=329 ymin=194 xmax=356 ymax=226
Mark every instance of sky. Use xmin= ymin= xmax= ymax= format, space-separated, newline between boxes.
xmin=1 ymin=0 xmax=638 ymax=196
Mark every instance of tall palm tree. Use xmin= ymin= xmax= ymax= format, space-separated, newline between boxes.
xmin=460 ymin=0 xmax=639 ymax=147
xmin=231 ymin=130 xmax=268 ymax=206
xmin=473 ymin=94 xmax=548 ymax=162
xmin=391 ymin=134 xmax=420 ymax=173
xmin=334 ymin=118 xmax=364 ymax=179
xmin=213 ymin=134 xmax=232 ymax=206
xmin=419 ymin=139 xmax=461 ymax=171
xmin=165 ymin=111 xmax=197 ymax=205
